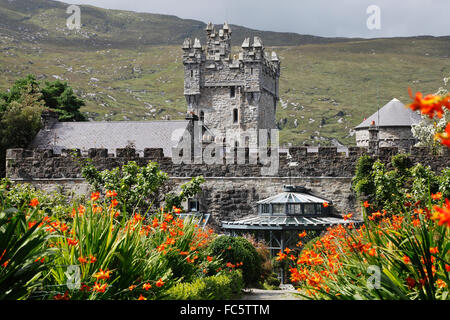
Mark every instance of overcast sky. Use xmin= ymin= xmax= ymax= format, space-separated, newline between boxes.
xmin=59 ymin=0 xmax=449 ymax=38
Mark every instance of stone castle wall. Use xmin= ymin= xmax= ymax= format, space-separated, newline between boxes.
xmin=5 ymin=146 xmax=450 ymax=229
xmin=356 ymin=127 xmax=418 ymax=152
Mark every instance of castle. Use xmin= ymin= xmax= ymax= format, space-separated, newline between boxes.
xmin=182 ymin=22 xmax=280 ymax=147
xmin=5 ymin=23 xmax=450 ymax=229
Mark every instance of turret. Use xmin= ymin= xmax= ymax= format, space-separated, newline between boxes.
xmin=181 ymin=22 xmax=281 ymax=147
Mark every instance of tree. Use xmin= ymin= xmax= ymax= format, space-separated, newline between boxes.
xmin=0 ymin=82 xmax=45 ymax=176
xmin=40 ymin=80 xmax=86 ymax=121
xmin=0 ymin=75 xmax=87 ymax=177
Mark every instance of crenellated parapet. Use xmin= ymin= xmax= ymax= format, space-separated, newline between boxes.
xmin=6 ymin=146 xmax=450 ymax=181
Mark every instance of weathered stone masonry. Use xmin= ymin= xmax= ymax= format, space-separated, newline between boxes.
xmin=6 ymin=146 xmax=450 ymax=229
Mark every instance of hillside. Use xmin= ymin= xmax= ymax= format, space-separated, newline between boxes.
xmin=0 ymin=0 xmax=449 ymax=146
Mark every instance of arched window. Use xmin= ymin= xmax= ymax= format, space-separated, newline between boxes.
xmin=190 ymin=70 xmax=194 ymax=78
xmin=230 ymin=86 xmax=236 ymax=98
xmin=233 ymin=108 xmax=238 ymax=123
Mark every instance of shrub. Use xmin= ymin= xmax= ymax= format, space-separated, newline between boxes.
xmin=208 ymin=236 xmax=261 ymax=287
xmin=165 ymin=270 xmax=243 ymax=300
xmin=79 ymin=159 xmax=205 ymax=216
xmin=352 ymin=155 xmax=375 ymax=200
xmin=263 ymin=273 xmax=281 ymax=290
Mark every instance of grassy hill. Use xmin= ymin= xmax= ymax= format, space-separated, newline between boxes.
xmin=0 ymin=0 xmax=449 ymax=146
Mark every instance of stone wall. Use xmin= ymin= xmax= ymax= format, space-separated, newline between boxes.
xmin=5 ymin=146 xmax=450 ymax=229
xmin=356 ymin=127 xmax=418 ymax=152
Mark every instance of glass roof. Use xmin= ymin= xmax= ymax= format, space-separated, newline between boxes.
xmin=257 ymin=191 xmax=329 ymax=205
xmin=222 ymin=215 xmax=358 ymax=230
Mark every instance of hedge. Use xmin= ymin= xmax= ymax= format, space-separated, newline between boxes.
xmin=165 ymin=270 xmax=244 ymax=300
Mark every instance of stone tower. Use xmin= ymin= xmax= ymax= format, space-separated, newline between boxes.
xmin=182 ymin=22 xmax=281 ymax=147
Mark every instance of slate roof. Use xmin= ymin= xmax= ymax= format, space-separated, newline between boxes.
xmin=355 ymin=98 xmax=422 ymax=129
xmin=29 ymin=120 xmax=190 ymax=157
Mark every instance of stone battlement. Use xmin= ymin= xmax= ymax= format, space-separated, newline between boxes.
xmin=6 ymin=146 xmax=449 ymax=180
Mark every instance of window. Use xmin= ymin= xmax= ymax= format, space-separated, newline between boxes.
xmin=287 ymin=204 xmax=302 ymax=215
xmin=230 ymin=86 xmax=236 ymax=98
xmin=250 ymin=67 xmax=253 ymax=75
xmin=188 ymin=199 xmax=199 ymax=212
xmin=273 ymin=204 xmax=285 ymax=214
xmin=200 ymin=111 xmax=204 ymax=122
xmin=190 ymin=70 xmax=193 ymax=78
xmin=303 ymin=204 xmax=315 ymax=215
xmin=260 ymin=204 xmax=270 ymax=214
xmin=233 ymin=108 xmax=238 ymax=123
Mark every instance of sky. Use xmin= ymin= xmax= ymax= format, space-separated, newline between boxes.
xmin=58 ymin=0 xmax=450 ymax=38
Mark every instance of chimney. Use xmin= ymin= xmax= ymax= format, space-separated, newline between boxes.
xmin=41 ymin=109 xmax=59 ymax=130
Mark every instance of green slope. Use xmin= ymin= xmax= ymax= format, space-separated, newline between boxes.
xmin=0 ymin=0 xmax=449 ymax=146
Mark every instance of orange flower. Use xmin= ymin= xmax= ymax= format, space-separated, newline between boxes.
xmin=284 ymin=247 xmax=292 ymax=254
xmin=29 ymin=198 xmax=39 ymax=207
xmin=59 ymin=223 xmax=69 ymax=233
xmin=207 ymin=256 xmax=213 ymax=262
xmin=343 ymin=213 xmax=353 ymax=221
xmin=78 ymin=256 xmax=88 ymax=264
xmin=80 ymin=283 xmax=91 ymax=292
xmin=106 ymin=190 xmax=118 ymax=198
xmin=156 ymin=278 xmax=165 ymax=288
xmin=77 ymin=205 xmax=86 ymax=216
xmin=435 ymin=123 xmax=450 ymax=148
xmin=143 ymin=283 xmax=152 ymax=291
xmin=93 ymin=268 xmax=111 ymax=281
xmin=53 ymin=291 xmax=70 ymax=300
xmin=91 ymin=192 xmax=100 ymax=201
xmin=408 ymin=89 xmax=450 ymax=119
xmin=276 ymin=251 xmax=287 ymax=261
xmin=436 ymin=279 xmax=447 ymax=289
xmin=129 ymin=285 xmax=136 ymax=291
xmin=110 ymin=199 xmax=119 ymax=208
xmin=92 ymin=204 xmax=103 ymax=214
xmin=160 ymin=222 xmax=168 ymax=232
xmin=432 ymin=199 xmax=450 ymax=227
xmin=429 ymin=247 xmax=439 ymax=254
xmin=323 ymin=202 xmax=329 ymax=208
xmin=34 ymin=256 xmax=45 ymax=263
xmin=67 ymin=238 xmax=78 ymax=246
xmin=89 ymin=255 xmax=97 ymax=263
xmin=298 ymin=231 xmax=307 ymax=238
xmin=412 ymin=219 xmax=421 ymax=227
xmin=363 ymin=201 xmax=370 ymax=208
xmin=173 ymin=206 xmax=182 ymax=214
xmin=93 ymin=282 xmax=108 ymax=293
xmin=431 ymin=192 xmax=443 ymax=201
xmin=138 ymin=294 xmax=147 ymax=300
